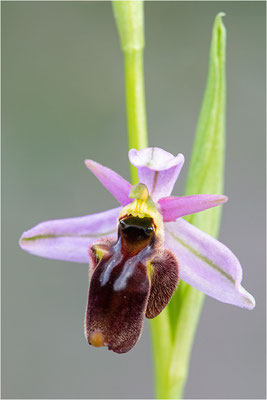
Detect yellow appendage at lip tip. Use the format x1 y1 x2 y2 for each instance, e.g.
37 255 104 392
89 330 105 347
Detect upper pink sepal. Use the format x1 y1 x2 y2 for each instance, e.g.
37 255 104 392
159 194 228 222
129 148 184 201
85 159 131 206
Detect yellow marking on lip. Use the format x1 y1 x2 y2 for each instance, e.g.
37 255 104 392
146 260 154 281
93 244 109 262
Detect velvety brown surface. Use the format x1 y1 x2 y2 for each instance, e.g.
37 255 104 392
86 237 151 353
146 249 179 319
85 214 179 353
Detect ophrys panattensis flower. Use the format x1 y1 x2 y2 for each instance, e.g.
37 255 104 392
20 147 255 353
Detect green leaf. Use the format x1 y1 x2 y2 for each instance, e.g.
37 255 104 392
166 13 227 399
185 12 226 237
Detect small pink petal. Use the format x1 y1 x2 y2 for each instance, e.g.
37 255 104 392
85 159 131 206
159 194 228 222
19 207 120 263
129 148 184 201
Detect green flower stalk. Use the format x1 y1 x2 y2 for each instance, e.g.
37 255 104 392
112 0 148 184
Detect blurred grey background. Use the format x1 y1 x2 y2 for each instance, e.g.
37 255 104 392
2 1 265 399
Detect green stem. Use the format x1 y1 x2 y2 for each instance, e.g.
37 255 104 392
124 50 148 182
112 0 148 183
168 284 205 398
149 309 173 398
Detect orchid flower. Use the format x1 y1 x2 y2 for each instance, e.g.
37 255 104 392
20 147 255 354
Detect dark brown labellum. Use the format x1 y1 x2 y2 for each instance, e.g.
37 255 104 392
85 215 179 353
